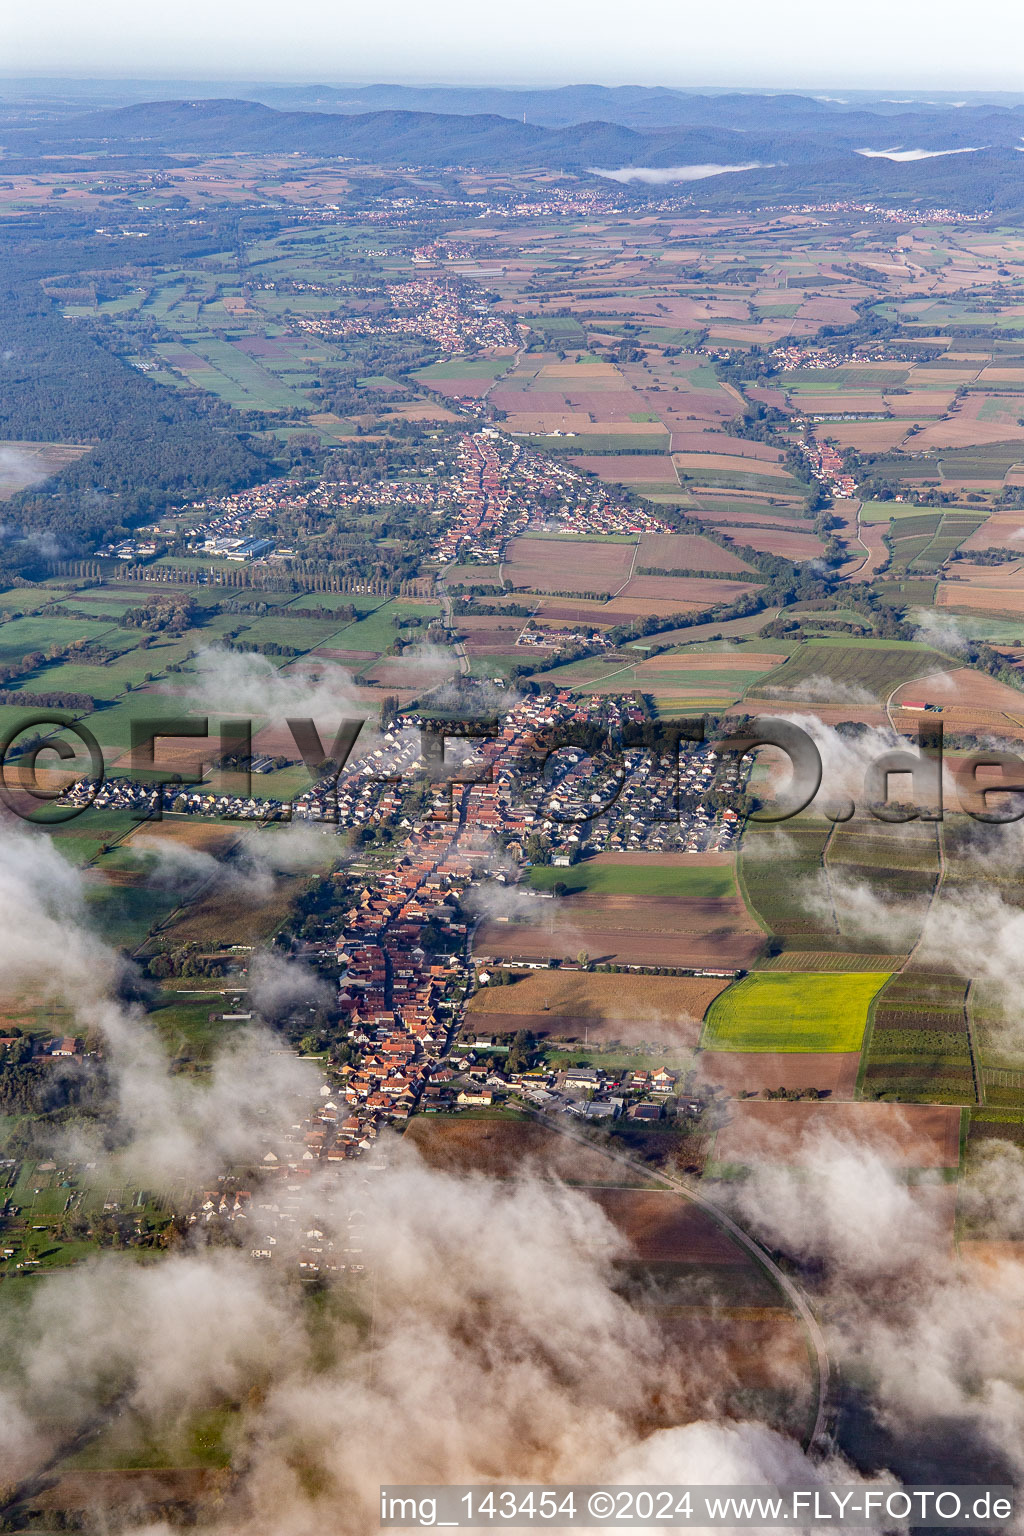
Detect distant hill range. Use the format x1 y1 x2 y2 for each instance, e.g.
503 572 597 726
5 87 1024 209
4 77 1024 127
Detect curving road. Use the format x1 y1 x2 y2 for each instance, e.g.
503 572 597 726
533 1112 833 1452
437 577 471 677
844 500 872 581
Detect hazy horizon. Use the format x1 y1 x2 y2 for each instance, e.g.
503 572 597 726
6 0 1024 93
1 72 1023 98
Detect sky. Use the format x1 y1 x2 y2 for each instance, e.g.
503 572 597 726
5 0 1024 91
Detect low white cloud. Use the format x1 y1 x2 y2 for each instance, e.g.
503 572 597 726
184 645 367 728
855 146 986 160
591 162 768 183
0 819 316 1187
912 610 969 656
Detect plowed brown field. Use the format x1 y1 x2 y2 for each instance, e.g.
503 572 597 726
713 1100 962 1168
696 1050 862 1098
475 890 762 968
590 1189 749 1263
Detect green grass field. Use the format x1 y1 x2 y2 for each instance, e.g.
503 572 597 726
701 970 889 1052
48 811 140 864
523 433 672 456
680 468 799 494
859 501 937 525
527 860 737 899
415 358 509 381
323 600 440 653
0 614 117 666
692 495 812 522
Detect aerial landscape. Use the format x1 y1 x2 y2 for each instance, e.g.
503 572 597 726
3 0 1024 1529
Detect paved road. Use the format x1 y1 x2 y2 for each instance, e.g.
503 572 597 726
437 577 471 677
843 500 872 581
884 681 901 733
482 341 526 404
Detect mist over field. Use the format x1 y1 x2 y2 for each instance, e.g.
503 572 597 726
0 819 1022 1525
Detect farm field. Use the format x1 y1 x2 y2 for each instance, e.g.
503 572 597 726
403 1115 658 1185
474 891 763 969
886 510 986 574
673 453 800 494
616 574 760 605
911 393 1024 450
957 509 1024 551
403 1118 814 1432
966 983 1024 1145
823 421 916 452
0 440 93 497
887 666 1024 741
936 559 1024 619
502 534 637 593
858 500 933 525
751 636 950 703
727 525 826 560
466 969 731 1043
588 1188 751 1264
148 871 306 949
0 572 445 784
712 1100 963 1169
738 821 842 949
754 951 905 971
694 494 811 527
47 810 141 865
969 980 1024 1074
601 578 758 615
860 969 977 1105
637 531 755 574
697 1049 862 1097
631 648 787 707
825 821 941 943
533 651 776 706
527 853 738 900
701 971 888 1053
570 454 679 488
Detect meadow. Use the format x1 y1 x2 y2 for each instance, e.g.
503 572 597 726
527 858 737 900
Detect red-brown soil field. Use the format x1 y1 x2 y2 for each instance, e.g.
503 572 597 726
403 1116 658 1185
467 968 728 1043
503 536 636 593
959 511 1024 551
638 531 754 573
696 1050 862 1098
590 1188 750 1263
724 527 825 559
619 575 759 603
475 891 763 969
713 1100 962 1168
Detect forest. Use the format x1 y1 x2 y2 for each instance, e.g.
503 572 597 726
0 286 270 574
